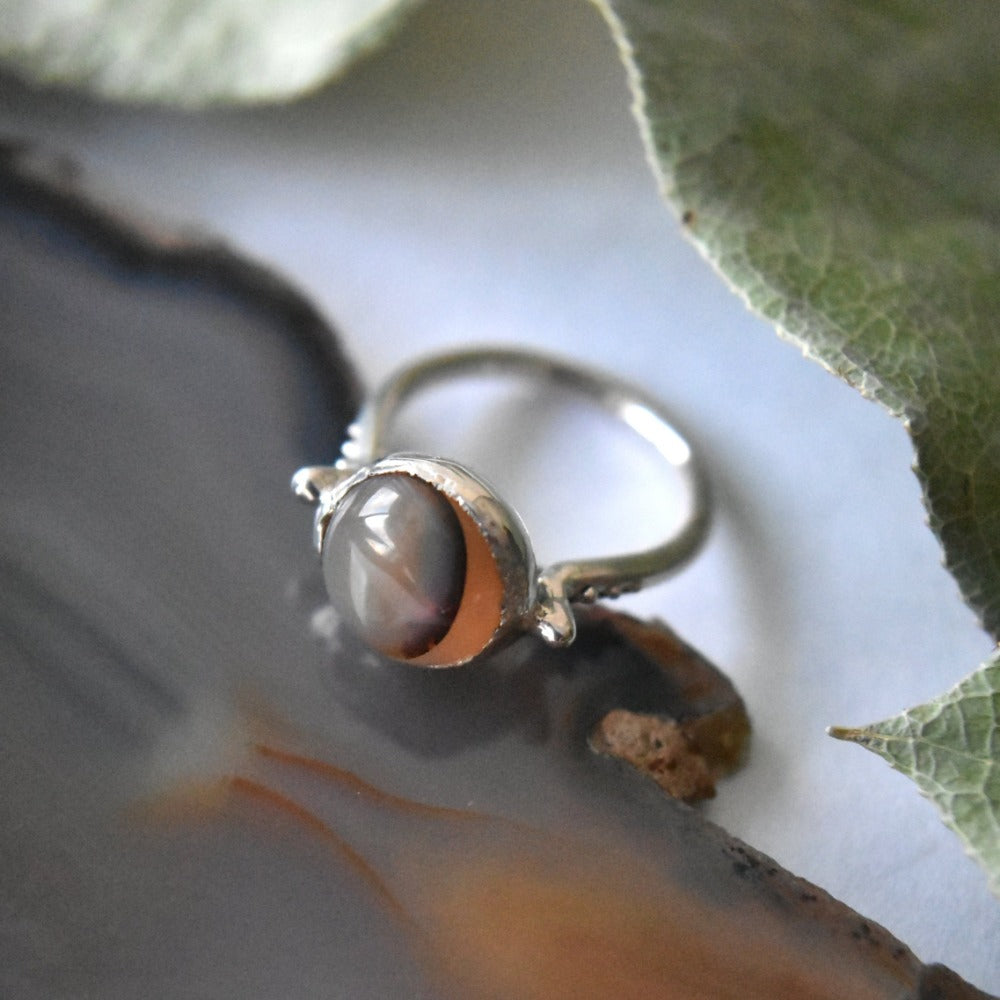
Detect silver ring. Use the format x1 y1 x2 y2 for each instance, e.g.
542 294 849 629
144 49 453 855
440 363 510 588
292 347 711 667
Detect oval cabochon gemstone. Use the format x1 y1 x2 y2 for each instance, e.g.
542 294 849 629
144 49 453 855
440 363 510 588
323 474 467 659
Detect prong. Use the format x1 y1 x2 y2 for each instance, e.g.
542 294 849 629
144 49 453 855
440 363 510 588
532 584 577 648
290 465 349 504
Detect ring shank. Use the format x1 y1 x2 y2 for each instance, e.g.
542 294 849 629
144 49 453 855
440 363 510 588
343 347 710 604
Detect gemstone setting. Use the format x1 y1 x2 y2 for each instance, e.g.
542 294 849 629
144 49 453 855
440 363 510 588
322 474 467 660
315 456 536 667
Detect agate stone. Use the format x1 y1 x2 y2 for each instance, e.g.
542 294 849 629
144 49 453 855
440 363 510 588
323 474 467 659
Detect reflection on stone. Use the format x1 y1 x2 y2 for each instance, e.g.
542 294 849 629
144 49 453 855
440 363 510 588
323 475 467 659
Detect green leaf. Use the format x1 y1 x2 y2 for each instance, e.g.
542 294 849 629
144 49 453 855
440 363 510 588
595 0 1000 888
596 0 1000 638
0 0 419 105
830 656 1000 896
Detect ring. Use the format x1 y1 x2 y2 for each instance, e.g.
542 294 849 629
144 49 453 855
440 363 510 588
292 347 710 668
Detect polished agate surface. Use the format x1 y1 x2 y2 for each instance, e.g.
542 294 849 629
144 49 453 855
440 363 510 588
323 475 467 659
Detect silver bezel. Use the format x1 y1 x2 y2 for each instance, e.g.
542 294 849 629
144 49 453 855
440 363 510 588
313 453 538 665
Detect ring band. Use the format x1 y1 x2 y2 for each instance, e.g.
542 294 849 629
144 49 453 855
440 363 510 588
292 347 710 667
